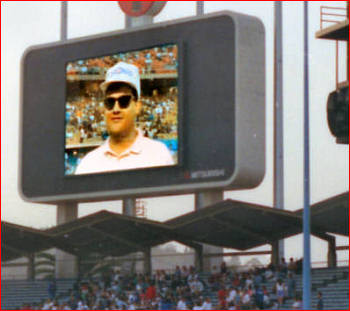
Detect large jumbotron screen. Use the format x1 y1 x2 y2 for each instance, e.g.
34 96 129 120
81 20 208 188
65 44 179 175
20 12 265 203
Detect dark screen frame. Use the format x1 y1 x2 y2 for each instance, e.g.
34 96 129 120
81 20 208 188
20 12 265 204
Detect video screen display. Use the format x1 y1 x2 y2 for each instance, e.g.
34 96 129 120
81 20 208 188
64 44 179 175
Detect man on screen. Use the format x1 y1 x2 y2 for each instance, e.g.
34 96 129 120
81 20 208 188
75 62 174 175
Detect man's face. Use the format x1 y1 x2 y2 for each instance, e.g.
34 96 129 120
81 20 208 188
104 85 141 139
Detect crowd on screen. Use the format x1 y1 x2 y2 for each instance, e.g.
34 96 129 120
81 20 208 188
20 258 304 310
66 45 178 77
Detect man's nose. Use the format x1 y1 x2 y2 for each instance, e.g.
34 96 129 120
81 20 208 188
112 102 121 113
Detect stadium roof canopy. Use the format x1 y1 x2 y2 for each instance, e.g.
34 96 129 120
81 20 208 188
1 222 54 261
166 199 304 250
295 192 349 236
2 192 348 262
44 211 181 258
2 211 199 262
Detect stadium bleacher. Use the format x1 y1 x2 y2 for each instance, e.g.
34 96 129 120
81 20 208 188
1 266 348 310
1 279 76 310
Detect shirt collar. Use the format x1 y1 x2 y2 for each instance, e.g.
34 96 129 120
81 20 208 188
103 129 143 158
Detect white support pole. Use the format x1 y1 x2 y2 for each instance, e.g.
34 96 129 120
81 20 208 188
55 2 79 279
302 3 311 308
273 1 285 265
123 12 155 275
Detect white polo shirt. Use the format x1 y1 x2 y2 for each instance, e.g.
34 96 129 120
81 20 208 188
75 130 174 175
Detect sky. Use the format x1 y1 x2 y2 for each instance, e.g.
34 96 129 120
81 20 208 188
1 1 349 265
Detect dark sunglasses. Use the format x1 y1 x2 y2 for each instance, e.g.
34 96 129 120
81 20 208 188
104 95 133 110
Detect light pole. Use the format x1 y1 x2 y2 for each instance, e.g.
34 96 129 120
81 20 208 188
302 2 311 309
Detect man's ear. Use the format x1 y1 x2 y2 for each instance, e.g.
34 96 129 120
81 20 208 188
135 100 142 115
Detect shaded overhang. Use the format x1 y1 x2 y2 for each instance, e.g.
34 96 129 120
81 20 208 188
166 199 303 251
44 210 177 257
2 192 348 262
1 222 53 262
296 192 349 236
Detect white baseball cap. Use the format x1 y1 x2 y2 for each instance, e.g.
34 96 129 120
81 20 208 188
100 62 141 98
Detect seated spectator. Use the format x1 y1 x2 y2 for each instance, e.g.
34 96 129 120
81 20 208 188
217 286 227 309
245 275 254 290
227 286 237 304
253 270 263 287
271 301 279 309
295 258 303 274
262 286 271 309
42 299 54 310
160 296 174 310
288 257 297 274
220 261 228 275
232 273 241 289
227 300 236 310
316 292 324 310
174 265 182 280
47 279 57 300
177 297 188 310
265 267 274 280
145 281 157 302
181 266 190 280
77 299 88 310
201 297 213 310
292 296 302 309
241 289 252 309
192 300 203 310
280 257 288 276
287 272 296 298
275 279 286 308
191 276 204 297
115 295 128 309
255 285 264 310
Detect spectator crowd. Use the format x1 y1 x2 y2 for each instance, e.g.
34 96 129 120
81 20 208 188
22 258 304 310
66 45 178 77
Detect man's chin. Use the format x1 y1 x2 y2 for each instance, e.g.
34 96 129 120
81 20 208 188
108 129 137 141
108 131 125 139
107 126 125 137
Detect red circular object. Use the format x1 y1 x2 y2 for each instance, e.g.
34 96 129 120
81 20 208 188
118 1 166 17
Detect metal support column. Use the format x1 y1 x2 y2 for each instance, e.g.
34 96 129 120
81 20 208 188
122 198 136 216
194 245 204 272
61 1 67 41
270 241 280 267
124 13 154 275
143 247 152 275
55 2 79 279
273 1 285 266
196 1 204 16
121 198 137 273
195 190 223 272
27 254 35 281
327 237 337 268
302 3 311 309
126 15 153 28
56 202 78 278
